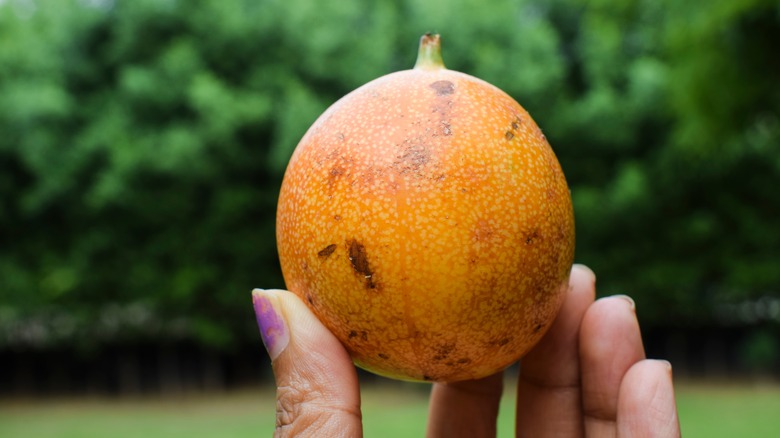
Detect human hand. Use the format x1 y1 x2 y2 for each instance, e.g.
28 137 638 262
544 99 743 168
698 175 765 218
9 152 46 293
252 264 681 437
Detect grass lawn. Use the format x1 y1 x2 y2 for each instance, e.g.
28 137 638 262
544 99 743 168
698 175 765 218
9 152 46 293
1 380 778 437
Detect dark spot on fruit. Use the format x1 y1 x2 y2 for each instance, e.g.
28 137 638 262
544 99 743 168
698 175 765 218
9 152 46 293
347 239 377 289
557 223 567 241
378 353 389 360
306 293 314 306
318 244 337 259
327 166 345 187
429 80 454 96
423 375 433 381
393 142 429 174
497 338 510 346
512 118 521 130
334 214 342 221
347 330 368 341
533 323 544 333
438 343 455 356
432 343 455 361
505 131 514 141
457 358 471 364
473 221 494 243
336 132 345 142
525 229 540 245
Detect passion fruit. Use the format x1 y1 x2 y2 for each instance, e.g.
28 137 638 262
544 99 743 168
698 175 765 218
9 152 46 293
276 34 574 382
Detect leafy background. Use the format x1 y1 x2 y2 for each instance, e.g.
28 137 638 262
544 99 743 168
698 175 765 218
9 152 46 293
1 0 778 388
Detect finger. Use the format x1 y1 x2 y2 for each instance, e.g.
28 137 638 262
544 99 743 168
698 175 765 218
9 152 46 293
617 360 681 438
252 289 362 437
515 264 596 437
426 372 504 438
579 295 645 437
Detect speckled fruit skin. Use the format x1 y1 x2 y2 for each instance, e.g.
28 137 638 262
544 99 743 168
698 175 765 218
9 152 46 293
276 35 575 382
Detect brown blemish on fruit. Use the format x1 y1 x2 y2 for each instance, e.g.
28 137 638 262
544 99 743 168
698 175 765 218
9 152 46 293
457 358 471 364
393 141 429 174
505 117 522 140
327 166 345 187
378 353 389 360
533 323 544 333
348 239 377 289
495 338 511 346
423 374 433 381
525 229 540 245
318 244 337 259
432 343 456 361
473 220 494 242
429 80 454 96
348 330 369 341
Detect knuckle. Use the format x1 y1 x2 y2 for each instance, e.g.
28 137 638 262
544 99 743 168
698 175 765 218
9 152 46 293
275 384 314 433
273 382 361 437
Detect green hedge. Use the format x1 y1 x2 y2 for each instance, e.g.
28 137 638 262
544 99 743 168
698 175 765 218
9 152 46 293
1 0 778 349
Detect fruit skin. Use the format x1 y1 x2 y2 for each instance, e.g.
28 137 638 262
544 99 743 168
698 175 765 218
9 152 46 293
276 35 574 382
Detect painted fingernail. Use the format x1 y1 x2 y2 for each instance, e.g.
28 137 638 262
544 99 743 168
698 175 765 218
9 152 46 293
252 289 289 361
614 294 636 311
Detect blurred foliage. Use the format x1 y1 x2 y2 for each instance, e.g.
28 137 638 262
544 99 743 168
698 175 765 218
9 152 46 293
0 0 778 349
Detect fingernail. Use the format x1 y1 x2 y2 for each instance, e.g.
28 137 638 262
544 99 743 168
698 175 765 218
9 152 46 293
252 289 289 361
657 359 673 373
614 294 636 311
573 263 596 282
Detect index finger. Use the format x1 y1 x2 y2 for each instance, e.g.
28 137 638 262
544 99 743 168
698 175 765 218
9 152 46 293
515 264 596 437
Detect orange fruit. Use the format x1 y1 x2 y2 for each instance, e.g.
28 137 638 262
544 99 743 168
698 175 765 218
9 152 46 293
276 34 575 382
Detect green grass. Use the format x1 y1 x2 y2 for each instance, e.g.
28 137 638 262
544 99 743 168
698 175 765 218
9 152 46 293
1 381 778 437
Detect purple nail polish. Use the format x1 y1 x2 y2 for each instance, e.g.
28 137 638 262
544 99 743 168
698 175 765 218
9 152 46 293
252 290 289 360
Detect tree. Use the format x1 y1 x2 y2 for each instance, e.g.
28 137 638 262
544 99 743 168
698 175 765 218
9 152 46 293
0 0 777 353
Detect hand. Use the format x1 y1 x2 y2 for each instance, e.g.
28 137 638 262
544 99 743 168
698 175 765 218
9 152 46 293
252 265 681 437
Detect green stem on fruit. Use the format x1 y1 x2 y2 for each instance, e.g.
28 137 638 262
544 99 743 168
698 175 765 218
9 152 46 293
414 33 446 70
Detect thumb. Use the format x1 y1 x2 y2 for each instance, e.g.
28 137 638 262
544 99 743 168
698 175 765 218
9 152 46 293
252 289 363 437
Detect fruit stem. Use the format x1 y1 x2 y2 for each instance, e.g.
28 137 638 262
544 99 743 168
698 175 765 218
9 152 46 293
414 33 446 70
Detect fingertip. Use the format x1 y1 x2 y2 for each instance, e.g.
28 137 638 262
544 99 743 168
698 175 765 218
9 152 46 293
252 289 289 361
579 294 646 427
572 263 596 283
610 294 636 312
584 295 637 325
618 359 681 437
569 264 597 305
627 359 674 383
254 288 347 361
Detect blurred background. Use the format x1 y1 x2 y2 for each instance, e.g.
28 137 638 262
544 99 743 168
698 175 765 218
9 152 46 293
0 0 778 435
